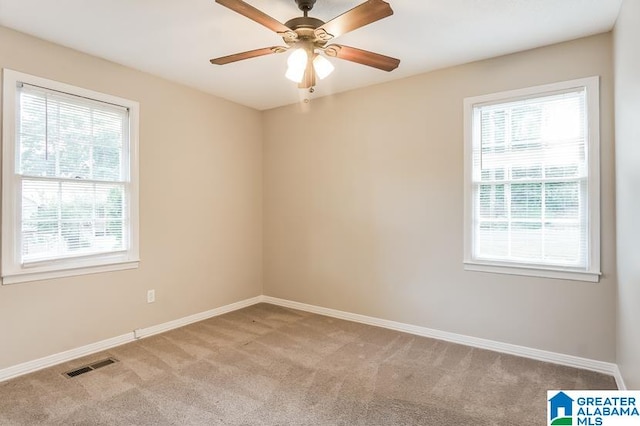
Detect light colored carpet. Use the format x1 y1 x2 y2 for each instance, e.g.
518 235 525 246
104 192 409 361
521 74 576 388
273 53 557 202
0 303 616 425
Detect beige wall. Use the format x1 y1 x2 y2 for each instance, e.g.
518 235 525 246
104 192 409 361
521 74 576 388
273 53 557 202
263 34 616 362
0 25 621 374
614 0 640 390
0 26 263 370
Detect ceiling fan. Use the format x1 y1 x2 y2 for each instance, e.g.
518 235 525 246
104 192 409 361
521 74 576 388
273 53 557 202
210 0 400 89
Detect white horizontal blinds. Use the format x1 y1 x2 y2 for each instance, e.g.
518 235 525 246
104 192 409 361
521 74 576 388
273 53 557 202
474 88 588 268
17 83 129 263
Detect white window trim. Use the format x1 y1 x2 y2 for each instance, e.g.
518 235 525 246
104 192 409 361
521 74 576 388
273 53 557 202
2 69 140 284
463 77 601 282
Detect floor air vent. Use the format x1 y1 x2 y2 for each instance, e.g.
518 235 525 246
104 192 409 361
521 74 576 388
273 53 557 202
64 357 118 378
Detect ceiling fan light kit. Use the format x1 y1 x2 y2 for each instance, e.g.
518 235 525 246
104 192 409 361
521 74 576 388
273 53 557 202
285 48 335 83
210 0 400 94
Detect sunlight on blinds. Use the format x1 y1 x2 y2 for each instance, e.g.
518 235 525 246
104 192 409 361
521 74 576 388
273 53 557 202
17 84 128 263
472 89 588 267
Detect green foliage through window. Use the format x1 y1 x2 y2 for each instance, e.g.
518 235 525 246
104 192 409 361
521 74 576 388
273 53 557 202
17 85 128 263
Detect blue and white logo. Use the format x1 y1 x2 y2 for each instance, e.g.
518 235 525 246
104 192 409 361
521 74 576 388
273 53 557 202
548 391 640 426
549 391 575 425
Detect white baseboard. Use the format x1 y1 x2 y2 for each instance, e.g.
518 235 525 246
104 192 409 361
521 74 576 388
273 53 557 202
260 296 624 387
0 295 263 383
1 294 626 390
613 366 628 390
133 296 263 339
0 333 134 383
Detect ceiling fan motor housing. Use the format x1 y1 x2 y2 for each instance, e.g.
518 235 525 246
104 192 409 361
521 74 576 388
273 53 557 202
295 0 317 12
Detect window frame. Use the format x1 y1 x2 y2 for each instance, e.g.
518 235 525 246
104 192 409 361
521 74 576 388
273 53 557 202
463 77 601 282
2 69 140 285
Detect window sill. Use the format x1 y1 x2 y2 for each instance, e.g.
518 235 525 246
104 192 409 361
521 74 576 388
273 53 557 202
463 261 601 282
2 260 139 285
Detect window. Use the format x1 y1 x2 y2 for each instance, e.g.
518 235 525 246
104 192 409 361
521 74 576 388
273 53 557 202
463 77 600 282
2 69 139 284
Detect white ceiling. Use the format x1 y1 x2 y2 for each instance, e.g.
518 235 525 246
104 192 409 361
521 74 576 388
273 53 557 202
0 0 623 110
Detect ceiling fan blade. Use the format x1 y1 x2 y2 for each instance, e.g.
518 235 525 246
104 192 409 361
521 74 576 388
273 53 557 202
324 44 399 72
210 46 288 65
314 0 393 41
215 0 292 34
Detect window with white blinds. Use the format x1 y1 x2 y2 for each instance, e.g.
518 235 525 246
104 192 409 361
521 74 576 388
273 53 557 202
2 69 139 284
463 77 601 282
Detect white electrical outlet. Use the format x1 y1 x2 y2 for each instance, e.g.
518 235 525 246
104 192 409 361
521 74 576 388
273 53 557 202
147 289 155 303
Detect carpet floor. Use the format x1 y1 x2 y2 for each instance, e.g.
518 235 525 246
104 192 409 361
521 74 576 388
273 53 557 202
0 303 616 425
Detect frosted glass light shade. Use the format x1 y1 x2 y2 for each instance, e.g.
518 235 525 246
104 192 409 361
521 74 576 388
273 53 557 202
285 66 305 83
287 48 307 68
285 49 308 83
313 55 334 80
